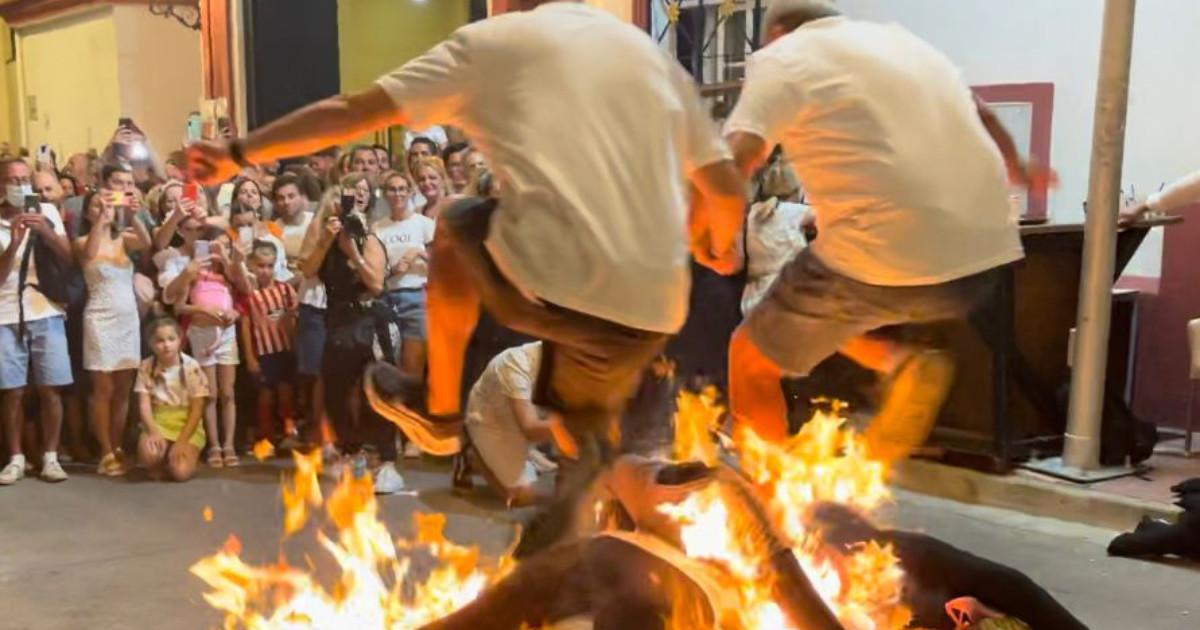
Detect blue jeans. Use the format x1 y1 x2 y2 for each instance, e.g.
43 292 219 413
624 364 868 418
381 288 428 341
0 316 74 389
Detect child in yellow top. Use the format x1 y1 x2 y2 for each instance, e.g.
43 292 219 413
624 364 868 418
135 318 210 481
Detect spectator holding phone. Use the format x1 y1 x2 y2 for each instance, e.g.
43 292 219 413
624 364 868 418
228 176 272 222
299 179 401 493
0 158 75 485
152 180 208 252
134 317 207 482
156 218 251 468
74 190 153 475
226 201 289 282
240 242 300 446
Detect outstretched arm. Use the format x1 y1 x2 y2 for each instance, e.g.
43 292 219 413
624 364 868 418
188 87 406 184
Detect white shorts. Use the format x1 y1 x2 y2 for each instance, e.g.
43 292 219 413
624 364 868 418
466 414 538 490
187 324 240 367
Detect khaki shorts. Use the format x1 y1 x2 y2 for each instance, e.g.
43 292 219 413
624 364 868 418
746 248 1003 376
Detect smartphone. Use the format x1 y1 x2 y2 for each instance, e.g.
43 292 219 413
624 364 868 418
186 112 203 143
107 190 125 207
237 226 254 247
23 195 40 213
195 240 211 260
114 206 129 231
183 182 200 203
36 144 53 164
340 193 357 215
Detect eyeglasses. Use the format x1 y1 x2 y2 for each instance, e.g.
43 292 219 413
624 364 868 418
384 186 410 194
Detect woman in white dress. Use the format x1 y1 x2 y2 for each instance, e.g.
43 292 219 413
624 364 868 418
74 190 153 476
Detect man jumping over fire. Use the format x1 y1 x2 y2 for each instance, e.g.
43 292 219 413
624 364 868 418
724 0 1052 459
187 0 746 552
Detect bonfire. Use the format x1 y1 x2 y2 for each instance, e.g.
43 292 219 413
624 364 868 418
192 390 911 629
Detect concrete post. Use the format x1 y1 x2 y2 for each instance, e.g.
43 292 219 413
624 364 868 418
1063 0 1137 469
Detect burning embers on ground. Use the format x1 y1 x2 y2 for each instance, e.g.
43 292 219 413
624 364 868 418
191 390 911 629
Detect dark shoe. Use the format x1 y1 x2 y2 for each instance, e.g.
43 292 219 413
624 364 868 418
451 450 474 493
865 350 955 464
362 362 462 456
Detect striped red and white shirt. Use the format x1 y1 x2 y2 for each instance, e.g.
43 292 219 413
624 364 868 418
247 281 299 357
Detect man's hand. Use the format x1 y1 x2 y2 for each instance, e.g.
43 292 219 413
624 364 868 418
187 140 241 186
184 256 212 281
1010 157 1060 192
337 231 360 261
1118 201 1149 228
691 233 743 276
18 213 55 238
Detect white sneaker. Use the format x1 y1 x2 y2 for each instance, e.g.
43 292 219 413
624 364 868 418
41 455 68 483
0 456 26 485
528 448 558 474
373 462 405 495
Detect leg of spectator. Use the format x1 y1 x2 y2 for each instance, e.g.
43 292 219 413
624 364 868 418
110 369 135 455
426 227 480 417
840 335 910 375
2 388 24 457
201 365 220 459
217 365 238 456
167 442 200 482
63 388 87 460
257 388 277 442
91 371 117 457
400 337 427 382
315 376 333 446
36 386 63 456
728 325 789 443
277 383 297 434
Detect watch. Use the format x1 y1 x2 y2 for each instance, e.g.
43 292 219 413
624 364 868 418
228 139 254 169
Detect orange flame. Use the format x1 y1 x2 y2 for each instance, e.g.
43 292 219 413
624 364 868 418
192 451 504 628
664 403 911 630
252 439 276 462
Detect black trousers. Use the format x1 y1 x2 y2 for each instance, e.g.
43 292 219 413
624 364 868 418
323 305 397 462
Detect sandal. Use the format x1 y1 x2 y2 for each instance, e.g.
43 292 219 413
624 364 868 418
223 451 241 468
207 447 224 468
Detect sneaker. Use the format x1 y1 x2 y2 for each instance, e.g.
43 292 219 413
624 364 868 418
451 450 474 492
41 456 68 483
403 441 422 459
528 448 559 475
362 363 462 456
864 350 955 464
97 452 126 477
373 462 405 495
0 457 26 485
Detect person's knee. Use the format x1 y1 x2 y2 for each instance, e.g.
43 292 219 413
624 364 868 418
168 458 196 482
217 389 236 406
35 385 62 406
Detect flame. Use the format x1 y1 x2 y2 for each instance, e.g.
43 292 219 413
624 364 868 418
664 400 911 630
253 439 276 462
203 506 214 523
191 450 504 629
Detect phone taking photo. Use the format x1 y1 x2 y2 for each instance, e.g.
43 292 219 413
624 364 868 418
237 226 254 247
340 193 357 215
23 195 41 213
183 182 200 203
195 240 211 260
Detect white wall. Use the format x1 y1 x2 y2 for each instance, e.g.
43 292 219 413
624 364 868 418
112 5 202 157
837 0 1200 277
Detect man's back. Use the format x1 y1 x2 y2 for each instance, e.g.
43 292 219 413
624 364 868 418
378 3 728 332
728 17 1022 286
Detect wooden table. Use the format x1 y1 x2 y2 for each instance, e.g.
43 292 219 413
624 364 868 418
930 216 1182 471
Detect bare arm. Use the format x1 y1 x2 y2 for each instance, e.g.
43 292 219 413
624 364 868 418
137 392 158 434
1148 170 1200 214
189 87 407 184
354 236 387 297
688 159 747 275
0 223 26 289
975 95 1023 181
726 131 772 179
176 396 206 447
124 211 154 253
153 208 186 252
509 398 554 444
75 219 108 264
239 315 260 374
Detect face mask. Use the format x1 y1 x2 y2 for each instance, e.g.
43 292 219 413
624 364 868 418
5 184 33 208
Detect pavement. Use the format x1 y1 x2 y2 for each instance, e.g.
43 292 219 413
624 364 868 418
1 458 1197 630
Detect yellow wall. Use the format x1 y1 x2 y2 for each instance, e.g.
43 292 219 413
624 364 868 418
112 5 202 154
338 0 469 92
0 19 14 147
18 7 120 158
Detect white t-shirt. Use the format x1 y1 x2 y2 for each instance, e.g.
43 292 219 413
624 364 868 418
466 341 541 434
373 212 436 291
0 203 68 326
725 17 1023 286
376 3 730 333
277 211 327 309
